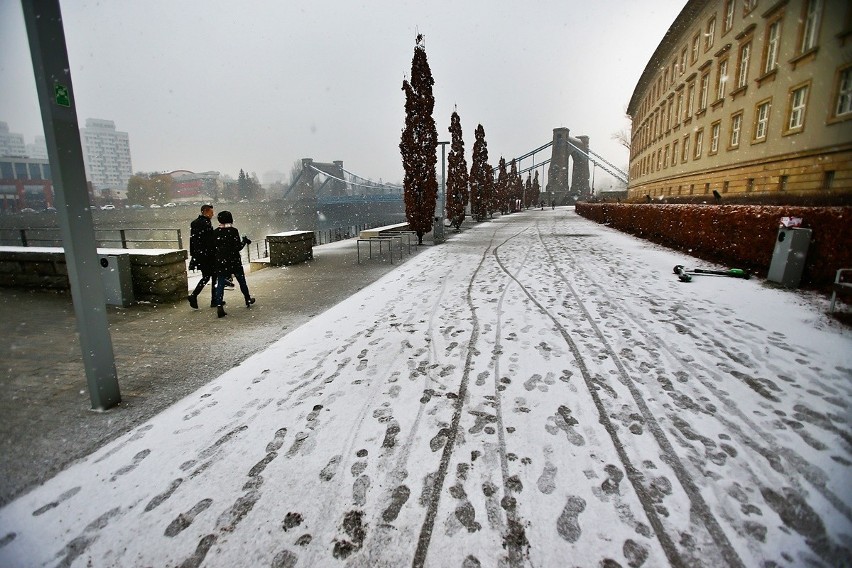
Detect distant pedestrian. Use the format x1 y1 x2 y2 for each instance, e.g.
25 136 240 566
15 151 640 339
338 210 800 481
212 210 255 318
187 204 216 309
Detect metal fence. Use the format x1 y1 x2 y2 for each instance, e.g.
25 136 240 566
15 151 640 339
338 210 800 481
0 227 183 249
4 223 372 266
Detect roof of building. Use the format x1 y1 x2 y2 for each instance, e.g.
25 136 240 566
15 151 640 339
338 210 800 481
627 0 709 116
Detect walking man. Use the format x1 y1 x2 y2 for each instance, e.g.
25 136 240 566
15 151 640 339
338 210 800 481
187 204 216 309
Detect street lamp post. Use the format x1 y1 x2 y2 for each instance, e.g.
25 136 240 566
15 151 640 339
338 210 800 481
434 141 449 243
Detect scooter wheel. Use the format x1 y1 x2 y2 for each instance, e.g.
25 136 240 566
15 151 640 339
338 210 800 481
673 264 685 274
678 273 693 282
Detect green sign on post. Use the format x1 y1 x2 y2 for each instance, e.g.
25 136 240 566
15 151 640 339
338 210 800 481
54 83 70 107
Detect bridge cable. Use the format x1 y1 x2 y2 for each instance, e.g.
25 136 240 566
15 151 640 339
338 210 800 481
308 165 403 192
340 167 403 191
563 139 628 184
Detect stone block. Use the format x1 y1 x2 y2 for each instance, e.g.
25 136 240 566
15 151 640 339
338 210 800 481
267 231 314 266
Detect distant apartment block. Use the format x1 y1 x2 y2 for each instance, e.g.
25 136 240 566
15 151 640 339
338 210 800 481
627 0 851 202
0 156 53 212
81 119 133 192
26 136 48 160
0 122 27 158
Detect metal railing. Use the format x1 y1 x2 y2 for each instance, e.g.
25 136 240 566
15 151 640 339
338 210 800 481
0 227 183 249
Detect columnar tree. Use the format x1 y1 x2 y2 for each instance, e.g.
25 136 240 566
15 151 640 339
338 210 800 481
494 158 507 214
446 111 468 231
525 173 533 208
532 170 541 207
469 124 490 221
400 34 438 245
238 169 249 200
509 160 521 211
484 161 495 217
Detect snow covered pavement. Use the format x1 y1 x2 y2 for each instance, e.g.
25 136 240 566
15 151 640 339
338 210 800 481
1 208 850 567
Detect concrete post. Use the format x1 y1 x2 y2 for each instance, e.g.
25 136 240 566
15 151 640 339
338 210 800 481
22 0 121 410
433 142 448 243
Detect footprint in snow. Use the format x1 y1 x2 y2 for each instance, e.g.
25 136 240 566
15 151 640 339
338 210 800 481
556 495 586 543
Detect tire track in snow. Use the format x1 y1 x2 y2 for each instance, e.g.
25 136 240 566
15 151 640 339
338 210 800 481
391 270 454 481
551 225 852 525
412 226 505 568
529 222 745 568
490 229 534 567
486 224 729 568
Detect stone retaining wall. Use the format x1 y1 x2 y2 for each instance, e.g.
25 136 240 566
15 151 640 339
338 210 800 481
0 247 188 303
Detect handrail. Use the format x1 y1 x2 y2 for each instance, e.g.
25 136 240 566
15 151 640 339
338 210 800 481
0 227 183 249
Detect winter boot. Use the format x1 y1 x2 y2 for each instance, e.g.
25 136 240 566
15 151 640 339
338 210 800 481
187 294 199 309
217 305 227 318
245 297 256 308
211 300 226 308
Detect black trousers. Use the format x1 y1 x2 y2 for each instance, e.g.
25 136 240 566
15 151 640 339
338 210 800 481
191 273 215 300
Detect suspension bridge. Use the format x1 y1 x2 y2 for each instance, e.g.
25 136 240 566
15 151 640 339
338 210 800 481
282 128 627 210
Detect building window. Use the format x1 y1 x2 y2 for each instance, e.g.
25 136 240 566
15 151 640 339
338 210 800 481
787 84 809 131
699 72 710 110
723 180 730 193
664 144 670 168
724 0 735 33
675 91 684 124
747 178 755 192
682 134 690 162
14 162 29 180
692 33 701 64
779 175 788 191
730 112 743 147
800 0 822 53
823 170 835 190
737 42 751 88
706 17 716 51
833 66 852 119
744 0 757 15
764 19 781 74
717 58 729 99
672 139 679 163
754 100 771 140
694 129 704 159
667 98 673 130
687 82 696 116
680 48 687 75
710 121 721 154
657 149 662 171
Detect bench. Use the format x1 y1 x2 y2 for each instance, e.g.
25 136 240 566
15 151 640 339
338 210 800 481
358 223 409 239
0 246 188 304
357 223 412 264
830 268 852 314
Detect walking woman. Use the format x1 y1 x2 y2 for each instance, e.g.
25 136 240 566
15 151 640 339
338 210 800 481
212 210 255 318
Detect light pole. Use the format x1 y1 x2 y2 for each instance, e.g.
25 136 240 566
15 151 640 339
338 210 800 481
434 141 449 243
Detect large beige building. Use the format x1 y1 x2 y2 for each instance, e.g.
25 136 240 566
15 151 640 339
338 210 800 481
626 0 851 202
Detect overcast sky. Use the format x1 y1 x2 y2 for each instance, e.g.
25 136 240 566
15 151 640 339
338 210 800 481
1 0 685 186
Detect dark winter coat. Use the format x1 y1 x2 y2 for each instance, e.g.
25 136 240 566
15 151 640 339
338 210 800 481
214 225 247 276
189 214 216 275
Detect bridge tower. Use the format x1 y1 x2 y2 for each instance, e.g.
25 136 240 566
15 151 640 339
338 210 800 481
292 158 319 231
547 128 591 205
